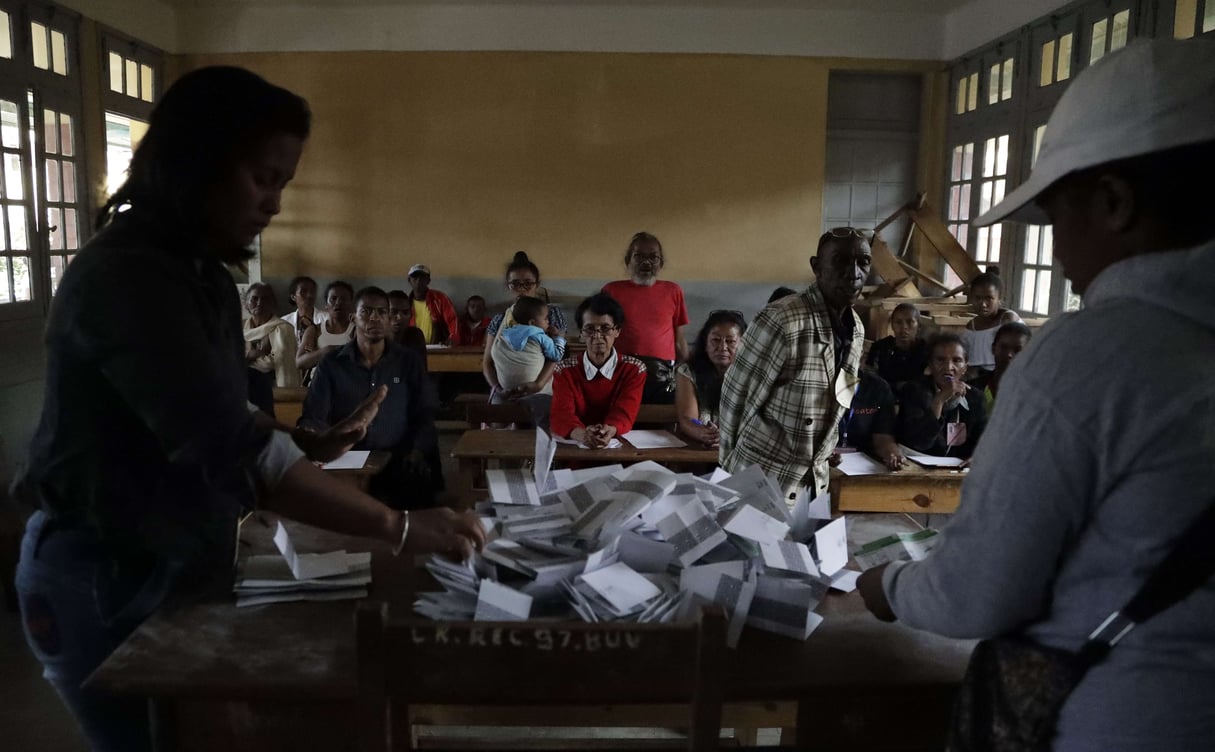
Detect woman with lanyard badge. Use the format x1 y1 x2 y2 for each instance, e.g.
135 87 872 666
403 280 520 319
12 67 484 752
894 333 987 459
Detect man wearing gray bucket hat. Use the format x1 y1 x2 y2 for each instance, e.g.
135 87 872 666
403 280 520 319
859 38 1215 750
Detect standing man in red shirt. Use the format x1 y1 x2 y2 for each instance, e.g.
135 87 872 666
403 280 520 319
602 232 689 404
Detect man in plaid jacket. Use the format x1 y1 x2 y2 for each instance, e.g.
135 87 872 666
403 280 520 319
718 230 871 502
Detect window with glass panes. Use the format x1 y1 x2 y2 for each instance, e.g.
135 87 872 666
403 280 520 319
987 56 1015 105
100 32 159 205
1019 125 1055 315
1088 7 1133 64
946 0 1161 316
0 1 83 311
1171 0 1215 37
41 105 79 289
974 134 1010 274
0 94 34 305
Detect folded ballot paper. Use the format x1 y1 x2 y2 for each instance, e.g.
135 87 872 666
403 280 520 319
414 454 893 647
233 522 371 607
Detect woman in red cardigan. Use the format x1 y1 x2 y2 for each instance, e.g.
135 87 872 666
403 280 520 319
550 294 647 447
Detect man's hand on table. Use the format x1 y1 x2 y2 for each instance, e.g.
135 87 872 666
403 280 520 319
857 563 897 622
294 385 389 462
402 508 486 560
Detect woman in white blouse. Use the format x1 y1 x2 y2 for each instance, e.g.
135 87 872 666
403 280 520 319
243 283 300 388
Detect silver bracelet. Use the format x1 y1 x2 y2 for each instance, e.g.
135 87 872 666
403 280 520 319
391 511 410 557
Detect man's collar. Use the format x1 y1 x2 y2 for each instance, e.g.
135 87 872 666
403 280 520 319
583 349 619 380
337 338 399 364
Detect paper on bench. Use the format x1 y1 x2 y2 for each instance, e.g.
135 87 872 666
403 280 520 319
723 504 791 544
554 436 623 450
758 540 819 577
898 444 967 468
829 569 861 592
679 560 757 648
746 574 826 641
534 428 557 492
853 528 940 570
273 522 367 580
577 561 662 615
474 579 533 621
814 516 849 576
621 429 687 449
486 468 542 506
321 450 370 471
643 494 727 567
837 452 891 475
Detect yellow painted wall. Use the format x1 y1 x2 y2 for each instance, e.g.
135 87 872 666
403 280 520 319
174 51 941 283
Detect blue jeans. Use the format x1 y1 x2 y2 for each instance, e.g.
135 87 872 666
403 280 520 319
16 512 177 752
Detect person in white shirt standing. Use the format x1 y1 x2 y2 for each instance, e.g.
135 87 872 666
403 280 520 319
859 38 1215 751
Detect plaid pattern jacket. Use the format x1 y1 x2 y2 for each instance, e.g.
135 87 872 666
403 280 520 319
718 285 864 501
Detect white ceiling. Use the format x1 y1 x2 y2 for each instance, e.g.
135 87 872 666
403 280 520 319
161 0 972 11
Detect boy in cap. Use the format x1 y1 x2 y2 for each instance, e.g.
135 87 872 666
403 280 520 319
859 38 1215 751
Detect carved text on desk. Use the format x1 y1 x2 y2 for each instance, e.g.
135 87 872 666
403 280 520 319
410 626 644 651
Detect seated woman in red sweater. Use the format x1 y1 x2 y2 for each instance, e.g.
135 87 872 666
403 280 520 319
551 294 647 447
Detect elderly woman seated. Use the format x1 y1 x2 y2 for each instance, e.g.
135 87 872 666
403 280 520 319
551 294 647 448
674 310 746 447
243 282 300 389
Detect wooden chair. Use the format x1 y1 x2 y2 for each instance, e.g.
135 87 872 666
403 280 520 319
356 602 729 752
273 386 308 427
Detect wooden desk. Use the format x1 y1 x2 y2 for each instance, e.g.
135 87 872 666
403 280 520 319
830 466 964 515
89 522 974 752
451 429 719 505
324 449 392 493
425 346 486 373
427 342 587 374
271 386 308 427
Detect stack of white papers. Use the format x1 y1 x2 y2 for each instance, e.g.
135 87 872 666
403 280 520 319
414 462 938 644
233 523 372 607
621 429 687 449
321 450 370 471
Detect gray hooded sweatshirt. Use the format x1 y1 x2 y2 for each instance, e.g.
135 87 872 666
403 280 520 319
884 239 1215 751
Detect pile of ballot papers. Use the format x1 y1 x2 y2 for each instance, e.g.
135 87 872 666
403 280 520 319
233 522 373 607
414 430 917 646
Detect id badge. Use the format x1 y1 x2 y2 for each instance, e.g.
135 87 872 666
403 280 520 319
946 422 968 447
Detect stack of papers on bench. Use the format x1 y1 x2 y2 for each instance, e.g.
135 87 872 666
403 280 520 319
415 431 903 645
233 522 372 607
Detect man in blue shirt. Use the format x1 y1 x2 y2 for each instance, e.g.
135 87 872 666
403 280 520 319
301 286 441 508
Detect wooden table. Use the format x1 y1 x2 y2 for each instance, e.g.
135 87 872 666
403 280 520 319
324 449 391 493
426 342 588 374
451 429 720 505
830 466 964 515
89 521 975 752
424 345 487 373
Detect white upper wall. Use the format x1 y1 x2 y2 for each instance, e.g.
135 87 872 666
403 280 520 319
171 3 947 59
54 0 1074 61
56 0 178 51
942 0 1065 59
